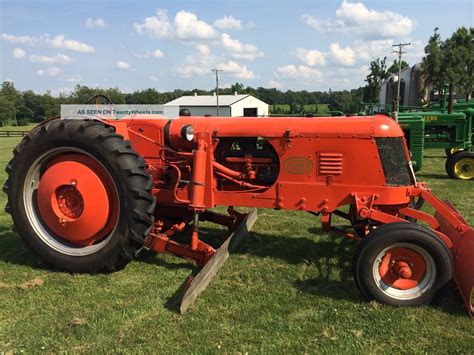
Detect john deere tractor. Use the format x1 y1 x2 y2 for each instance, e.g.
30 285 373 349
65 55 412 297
359 90 474 180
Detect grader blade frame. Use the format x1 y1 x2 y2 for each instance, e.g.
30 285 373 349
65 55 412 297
434 200 474 316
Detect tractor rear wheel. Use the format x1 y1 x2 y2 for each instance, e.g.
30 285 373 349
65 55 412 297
353 222 452 307
445 150 474 180
3 119 155 273
445 148 463 157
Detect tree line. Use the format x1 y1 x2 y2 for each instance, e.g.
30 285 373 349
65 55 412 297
0 81 370 125
0 26 471 126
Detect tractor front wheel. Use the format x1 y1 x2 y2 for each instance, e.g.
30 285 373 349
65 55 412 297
3 119 155 273
353 222 452 307
445 151 474 180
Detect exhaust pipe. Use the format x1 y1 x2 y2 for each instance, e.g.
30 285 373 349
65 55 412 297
448 83 454 114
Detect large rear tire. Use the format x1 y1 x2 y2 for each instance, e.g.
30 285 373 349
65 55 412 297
353 222 453 307
3 119 155 273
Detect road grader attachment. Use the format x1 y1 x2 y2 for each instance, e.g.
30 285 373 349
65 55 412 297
3 113 474 315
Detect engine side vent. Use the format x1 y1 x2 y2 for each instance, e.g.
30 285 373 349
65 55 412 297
318 153 343 175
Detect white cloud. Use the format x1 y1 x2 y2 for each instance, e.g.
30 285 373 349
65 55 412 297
295 48 326 66
277 64 322 80
29 53 75 64
116 61 131 70
196 44 210 57
302 1 413 39
177 44 214 78
48 35 94 53
0 33 35 45
64 75 82 83
0 32 95 53
177 44 255 80
218 60 255 79
36 67 61 77
135 48 164 59
134 9 172 38
268 80 283 89
151 49 164 59
149 76 159 82
49 87 74 97
221 33 263 61
176 64 210 78
134 10 217 41
353 39 393 61
329 43 355 66
174 10 217 40
85 17 105 29
12 47 26 59
214 16 242 30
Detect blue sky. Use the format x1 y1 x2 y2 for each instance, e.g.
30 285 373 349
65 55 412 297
0 0 472 96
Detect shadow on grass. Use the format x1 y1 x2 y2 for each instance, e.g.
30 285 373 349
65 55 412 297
157 225 467 316
154 225 363 312
0 225 42 269
1 222 467 316
430 280 468 316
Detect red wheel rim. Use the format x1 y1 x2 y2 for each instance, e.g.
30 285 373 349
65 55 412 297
36 154 119 246
378 247 427 290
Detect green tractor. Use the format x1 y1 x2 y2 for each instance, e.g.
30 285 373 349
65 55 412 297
359 93 474 180
397 115 425 172
398 110 473 180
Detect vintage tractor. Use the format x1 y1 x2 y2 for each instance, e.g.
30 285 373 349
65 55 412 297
3 113 474 314
398 110 473 179
360 98 474 180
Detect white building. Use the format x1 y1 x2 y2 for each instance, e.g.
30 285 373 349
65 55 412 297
163 93 269 118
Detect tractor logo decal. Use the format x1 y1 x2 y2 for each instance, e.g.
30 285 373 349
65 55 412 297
283 157 313 174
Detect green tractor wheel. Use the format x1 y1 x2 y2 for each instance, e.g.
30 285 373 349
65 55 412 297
445 151 474 180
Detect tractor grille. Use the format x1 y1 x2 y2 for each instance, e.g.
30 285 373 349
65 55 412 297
318 153 343 175
376 137 415 186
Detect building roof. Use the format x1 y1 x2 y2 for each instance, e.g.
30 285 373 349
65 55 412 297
164 94 253 107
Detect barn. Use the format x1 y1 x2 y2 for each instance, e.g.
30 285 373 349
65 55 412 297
163 93 269 118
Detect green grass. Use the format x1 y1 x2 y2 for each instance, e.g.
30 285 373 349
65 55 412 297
0 135 473 353
0 123 37 131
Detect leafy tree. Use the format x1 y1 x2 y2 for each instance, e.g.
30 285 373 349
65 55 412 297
388 60 410 75
422 28 445 96
442 27 474 99
363 57 389 102
231 82 244 94
16 105 34 121
0 95 16 125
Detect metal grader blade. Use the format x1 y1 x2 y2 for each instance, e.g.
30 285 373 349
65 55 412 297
434 200 474 316
180 208 258 314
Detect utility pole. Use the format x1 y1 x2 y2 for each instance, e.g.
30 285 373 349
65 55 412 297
392 42 411 122
211 69 223 116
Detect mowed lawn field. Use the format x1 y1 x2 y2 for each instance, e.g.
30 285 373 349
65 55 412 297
0 130 473 353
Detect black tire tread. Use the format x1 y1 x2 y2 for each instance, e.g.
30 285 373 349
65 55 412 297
3 119 155 273
445 150 474 180
353 222 453 307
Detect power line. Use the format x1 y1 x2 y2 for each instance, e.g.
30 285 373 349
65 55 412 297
392 42 411 122
211 69 223 116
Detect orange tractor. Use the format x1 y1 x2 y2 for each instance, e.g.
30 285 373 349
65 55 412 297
3 113 474 314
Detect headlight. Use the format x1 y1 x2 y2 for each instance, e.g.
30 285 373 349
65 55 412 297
181 125 194 142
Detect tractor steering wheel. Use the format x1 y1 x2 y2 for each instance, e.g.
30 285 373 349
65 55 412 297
86 94 112 105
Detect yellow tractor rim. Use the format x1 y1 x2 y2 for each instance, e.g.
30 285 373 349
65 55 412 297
454 158 474 180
